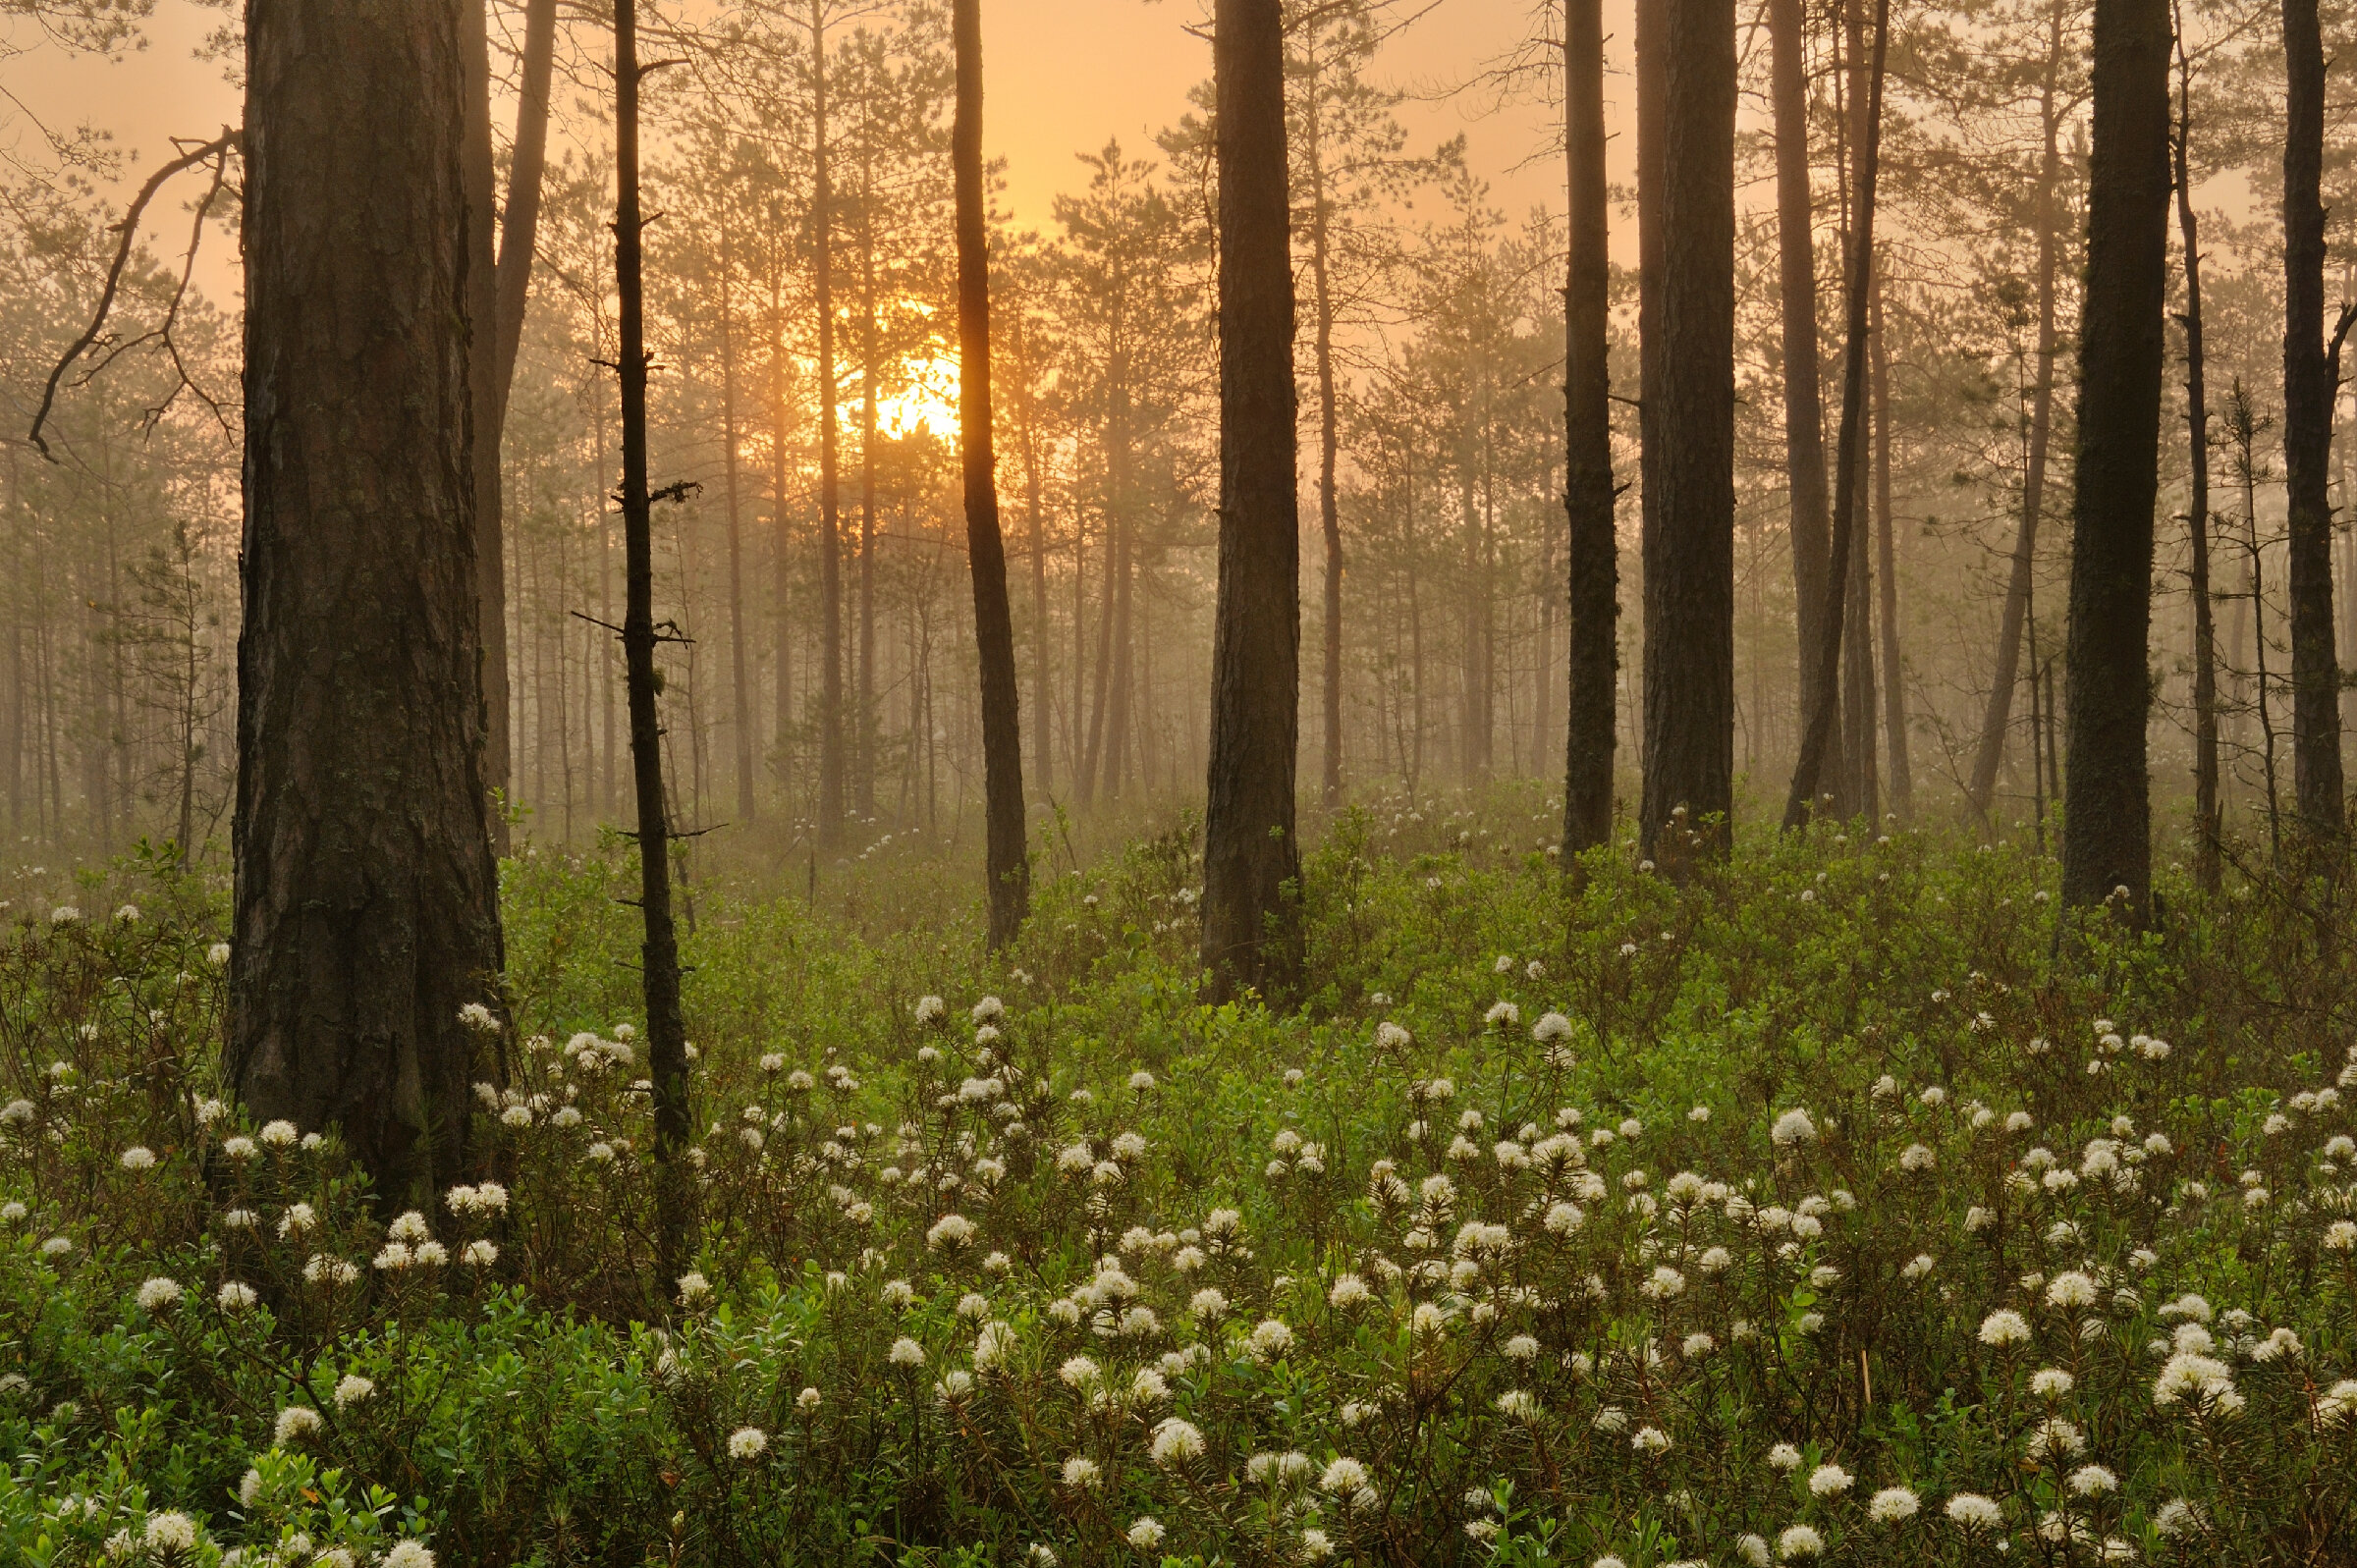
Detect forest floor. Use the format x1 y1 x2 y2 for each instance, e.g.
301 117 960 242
3 784 2355 1566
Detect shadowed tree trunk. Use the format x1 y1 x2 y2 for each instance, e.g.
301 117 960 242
1767 0 1839 802
611 0 691 1286
1783 0 1886 827
2282 0 2346 838
233 0 506 1207
955 0 1029 948
2059 0 2171 913
1562 0 1617 855
1300 24 1344 806
2174 24 2220 890
465 0 559 854
1968 5 2064 822
1637 0 1737 866
1202 0 1301 998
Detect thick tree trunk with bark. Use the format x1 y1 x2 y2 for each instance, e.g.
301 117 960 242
2175 37 2220 889
1201 0 1301 998
612 0 692 1286
1969 13 2064 820
1767 0 1837 795
1562 0 1617 855
462 0 509 853
1637 0 1737 865
234 0 506 1207
2059 0 2171 913
955 0 1029 948
2282 0 2346 837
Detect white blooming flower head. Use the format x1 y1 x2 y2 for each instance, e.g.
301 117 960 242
1772 1108 1818 1148
1190 1287 1230 1319
1504 1333 1540 1361
207 941 232 966
143 1512 197 1551
383 1543 435 1568
677 1271 711 1304
1777 1524 1825 1559
136 1277 182 1312
333 1375 374 1409
1249 1319 1294 1361
258 1119 300 1148
1946 1493 2002 1530
926 1214 976 1251
2031 1368 2075 1400
1125 1517 1165 1550
1808 1464 1852 1497
1319 1456 1369 1494
40 1235 73 1258
2314 1379 2357 1428
1149 1417 1205 1465
119 1146 156 1172
1328 1273 1371 1309
1869 1486 1919 1523
2154 1350 2238 1410
1299 1529 1334 1560
273 1405 322 1446
1979 1309 2031 1347
915 995 946 1024
727 1426 767 1460
887 1337 926 1368
797 1386 822 1410
2159 1293 2213 1324
1592 1406 1629 1433
1533 1011 1573 1044
2046 1271 2096 1310
1486 1000 1519 1028
1768 1442 1803 1472
1376 1022 1412 1052
217 1281 258 1311
1632 1424 1672 1455
1736 1537 1772 1568
2067 1464 2117 1496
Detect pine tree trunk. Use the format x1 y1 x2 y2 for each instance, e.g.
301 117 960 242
2059 0 2171 913
612 0 691 1285
858 206 881 820
2175 46 2219 890
955 0 1029 947
2282 0 2345 838
1562 0 1617 854
234 0 506 1206
1201 0 1301 999
1871 277 1911 816
812 0 847 847
462 0 510 853
1637 0 1738 865
1767 0 1838 797
1969 7 2064 820
771 317 795 802
719 234 757 823
1304 34 1344 806
1783 0 1886 829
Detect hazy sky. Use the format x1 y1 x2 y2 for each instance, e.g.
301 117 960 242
10 0 1586 306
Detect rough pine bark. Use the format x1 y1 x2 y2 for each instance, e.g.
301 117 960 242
462 0 509 852
2282 0 2346 837
1201 0 1301 998
234 0 505 1206
1562 0 1617 856
1637 0 1737 865
955 0 1030 948
2059 0 2171 913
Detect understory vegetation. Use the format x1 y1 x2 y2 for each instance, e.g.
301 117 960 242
4 791 2356 1566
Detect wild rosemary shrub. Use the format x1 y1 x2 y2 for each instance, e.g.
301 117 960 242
3 798 2354 1566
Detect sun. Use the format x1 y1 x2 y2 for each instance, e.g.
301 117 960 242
868 343 962 442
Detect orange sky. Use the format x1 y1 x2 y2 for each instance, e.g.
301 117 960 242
11 0 1595 304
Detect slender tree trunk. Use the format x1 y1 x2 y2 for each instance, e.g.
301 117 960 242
2282 0 2346 837
1767 0 1838 796
857 199 881 819
1969 8 2064 819
1303 31 1344 805
1011 303 1054 798
1201 0 1301 998
812 0 847 847
719 234 757 823
954 0 1028 946
1105 516 1135 798
2175 28 2220 890
233 0 505 1206
1784 0 1886 827
771 310 795 802
611 0 690 1287
2059 0 2171 914
1871 277 1911 816
461 0 510 853
1637 0 1738 864
1555 405 1598 829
